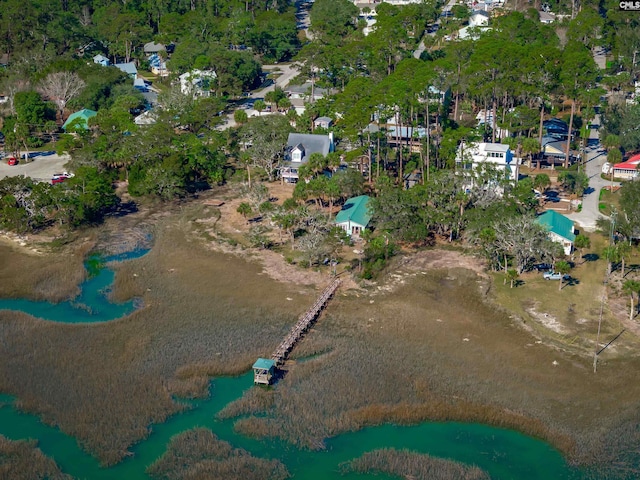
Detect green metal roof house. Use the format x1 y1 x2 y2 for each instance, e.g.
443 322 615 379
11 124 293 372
536 210 576 256
62 109 97 131
335 195 371 238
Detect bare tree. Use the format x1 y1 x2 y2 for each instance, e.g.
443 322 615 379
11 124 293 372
38 72 85 121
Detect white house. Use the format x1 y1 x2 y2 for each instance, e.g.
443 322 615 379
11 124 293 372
536 210 575 256
613 154 640 180
457 25 490 40
314 116 333 129
335 195 371 238
93 54 110 66
456 142 518 182
281 132 335 183
476 110 509 137
469 10 489 27
179 70 217 97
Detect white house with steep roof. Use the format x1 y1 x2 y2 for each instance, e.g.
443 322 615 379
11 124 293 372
456 141 518 182
281 132 335 183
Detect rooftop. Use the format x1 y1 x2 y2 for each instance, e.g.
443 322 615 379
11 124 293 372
286 133 333 163
62 109 97 131
536 210 576 242
143 41 165 53
114 62 137 75
335 195 372 228
252 358 276 370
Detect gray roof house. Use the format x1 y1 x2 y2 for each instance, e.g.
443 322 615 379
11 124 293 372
281 132 335 183
114 62 138 78
143 41 165 54
93 54 110 66
284 82 329 100
314 116 333 129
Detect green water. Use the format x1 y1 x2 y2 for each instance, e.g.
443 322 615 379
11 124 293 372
0 250 584 479
0 250 148 323
0 374 580 480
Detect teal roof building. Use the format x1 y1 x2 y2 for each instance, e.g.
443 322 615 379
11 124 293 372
253 358 276 385
335 195 371 237
62 109 97 131
536 210 576 255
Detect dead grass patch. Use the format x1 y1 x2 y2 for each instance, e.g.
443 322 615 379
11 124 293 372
0 212 313 465
0 435 71 480
146 428 289 480
0 243 87 303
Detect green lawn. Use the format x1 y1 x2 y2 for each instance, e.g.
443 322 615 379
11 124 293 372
491 232 640 356
598 188 620 216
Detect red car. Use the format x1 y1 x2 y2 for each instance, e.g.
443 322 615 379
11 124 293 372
51 172 74 185
6 157 17 166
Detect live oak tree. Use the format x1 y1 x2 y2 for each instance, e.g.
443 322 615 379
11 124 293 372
38 71 85 121
239 115 292 181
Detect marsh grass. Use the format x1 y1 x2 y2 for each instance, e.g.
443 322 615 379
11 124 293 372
342 448 490 480
222 267 640 474
146 428 289 480
0 435 71 480
0 243 86 302
0 216 313 465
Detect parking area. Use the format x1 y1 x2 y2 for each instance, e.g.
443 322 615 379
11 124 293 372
0 152 71 183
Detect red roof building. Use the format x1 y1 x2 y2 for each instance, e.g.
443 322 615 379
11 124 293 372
613 154 640 180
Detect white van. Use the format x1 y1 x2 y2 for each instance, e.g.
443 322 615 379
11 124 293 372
602 162 613 175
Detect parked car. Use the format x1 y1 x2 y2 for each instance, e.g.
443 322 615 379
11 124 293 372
533 263 552 272
6 157 17 165
543 271 570 281
51 172 74 184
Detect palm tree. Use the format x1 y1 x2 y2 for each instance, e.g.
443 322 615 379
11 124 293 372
533 173 551 193
253 100 266 116
506 269 519 289
522 137 540 169
617 242 631 278
602 245 620 276
556 260 571 291
623 280 640 321
574 234 591 263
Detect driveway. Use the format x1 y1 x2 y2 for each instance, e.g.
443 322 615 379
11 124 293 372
218 62 300 129
0 152 71 183
565 115 619 232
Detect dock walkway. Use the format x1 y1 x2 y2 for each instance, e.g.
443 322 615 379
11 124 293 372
270 279 340 366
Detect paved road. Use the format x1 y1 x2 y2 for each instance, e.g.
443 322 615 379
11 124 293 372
217 0 308 130
593 46 607 70
565 115 619 232
0 152 71 183
413 0 455 58
218 62 300 129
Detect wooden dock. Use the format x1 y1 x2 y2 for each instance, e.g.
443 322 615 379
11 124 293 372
270 279 340 366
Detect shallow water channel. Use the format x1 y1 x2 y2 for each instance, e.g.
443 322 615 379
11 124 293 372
0 251 584 479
